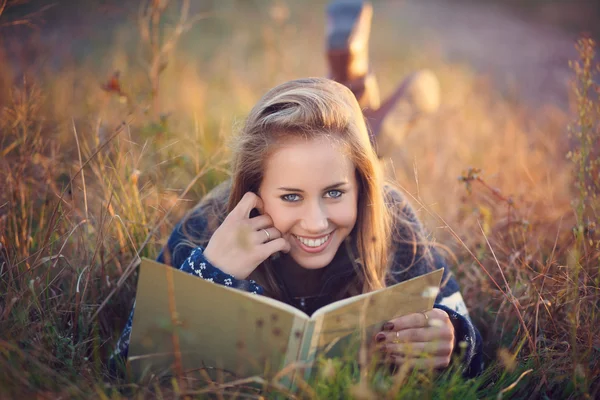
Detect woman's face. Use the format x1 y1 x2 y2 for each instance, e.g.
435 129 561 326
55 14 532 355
259 136 359 270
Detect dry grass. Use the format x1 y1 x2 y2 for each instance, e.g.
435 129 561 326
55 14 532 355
0 0 599 398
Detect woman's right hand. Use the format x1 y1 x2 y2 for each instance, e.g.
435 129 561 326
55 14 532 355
202 192 291 279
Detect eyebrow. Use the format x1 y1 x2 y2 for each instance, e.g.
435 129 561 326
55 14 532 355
277 182 348 193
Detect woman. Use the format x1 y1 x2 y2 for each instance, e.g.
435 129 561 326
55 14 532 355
112 77 482 377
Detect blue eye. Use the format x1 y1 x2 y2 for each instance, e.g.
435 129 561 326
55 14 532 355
325 190 343 198
281 194 301 202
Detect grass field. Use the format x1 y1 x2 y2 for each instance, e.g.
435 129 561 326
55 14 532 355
0 0 599 398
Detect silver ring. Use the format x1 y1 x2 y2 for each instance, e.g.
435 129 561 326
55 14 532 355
262 229 271 241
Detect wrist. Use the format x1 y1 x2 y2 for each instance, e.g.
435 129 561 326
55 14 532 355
180 247 264 295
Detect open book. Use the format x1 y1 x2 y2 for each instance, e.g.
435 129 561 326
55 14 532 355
128 258 443 387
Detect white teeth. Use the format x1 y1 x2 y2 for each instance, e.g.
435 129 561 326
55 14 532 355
296 234 329 247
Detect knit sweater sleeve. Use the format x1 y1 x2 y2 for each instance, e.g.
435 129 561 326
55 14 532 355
384 185 484 378
175 247 263 294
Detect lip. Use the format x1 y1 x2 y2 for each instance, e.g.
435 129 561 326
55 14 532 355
293 231 334 254
294 233 331 240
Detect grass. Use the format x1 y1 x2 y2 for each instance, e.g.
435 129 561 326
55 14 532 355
0 0 599 398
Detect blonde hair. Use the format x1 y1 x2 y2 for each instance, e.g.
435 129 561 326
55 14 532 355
179 77 432 300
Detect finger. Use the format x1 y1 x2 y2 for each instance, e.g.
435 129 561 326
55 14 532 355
384 341 453 357
390 327 454 343
235 192 265 219
427 308 453 323
383 312 430 331
253 227 282 244
259 237 291 259
249 214 273 230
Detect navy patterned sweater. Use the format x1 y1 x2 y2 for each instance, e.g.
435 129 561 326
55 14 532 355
110 184 483 378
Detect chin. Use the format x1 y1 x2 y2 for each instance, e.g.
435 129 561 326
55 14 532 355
289 248 338 270
293 258 330 269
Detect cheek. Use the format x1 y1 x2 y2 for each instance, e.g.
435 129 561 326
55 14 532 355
332 199 358 228
337 196 358 225
334 209 357 228
264 203 295 233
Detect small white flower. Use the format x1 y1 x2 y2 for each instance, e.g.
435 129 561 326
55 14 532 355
224 278 232 286
205 278 214 282
199 262 206 270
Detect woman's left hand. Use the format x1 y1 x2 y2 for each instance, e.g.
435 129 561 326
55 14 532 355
374 309 455 369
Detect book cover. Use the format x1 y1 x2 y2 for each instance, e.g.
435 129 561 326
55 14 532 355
127 258 443 386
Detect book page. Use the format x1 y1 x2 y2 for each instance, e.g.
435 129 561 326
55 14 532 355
311 268 443 319
306 268 444 367
128 258 308 382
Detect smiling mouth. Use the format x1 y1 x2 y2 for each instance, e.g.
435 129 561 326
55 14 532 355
294 234 329 247
293 231 334 253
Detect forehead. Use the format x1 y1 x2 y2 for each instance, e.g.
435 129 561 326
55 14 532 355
263 136 354 187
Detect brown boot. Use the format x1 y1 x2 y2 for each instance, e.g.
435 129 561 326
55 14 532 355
326 0 380 110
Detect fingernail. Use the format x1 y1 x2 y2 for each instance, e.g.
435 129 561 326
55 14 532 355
382 322 394 331
375 333 386 343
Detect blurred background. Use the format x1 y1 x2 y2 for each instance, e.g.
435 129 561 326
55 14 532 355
2 0 594 214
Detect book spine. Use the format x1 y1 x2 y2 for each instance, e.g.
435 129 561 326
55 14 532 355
288 318 320 390
278 315 307 390
282 315 307 367
301 317 324 383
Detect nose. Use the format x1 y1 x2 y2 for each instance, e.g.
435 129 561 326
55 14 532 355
300 200 329 233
